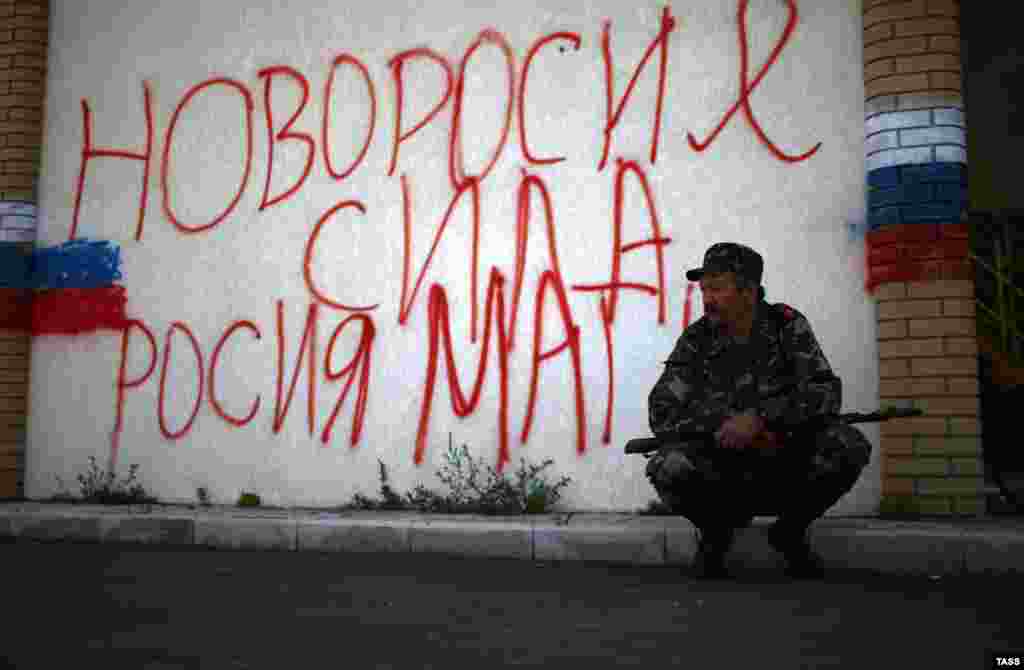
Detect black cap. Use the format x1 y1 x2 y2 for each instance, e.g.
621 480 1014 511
686 242 764 284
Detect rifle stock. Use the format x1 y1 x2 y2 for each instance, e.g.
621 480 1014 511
624 407 922 455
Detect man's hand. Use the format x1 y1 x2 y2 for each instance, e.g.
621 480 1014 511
715 413 765 450
715 413 783 450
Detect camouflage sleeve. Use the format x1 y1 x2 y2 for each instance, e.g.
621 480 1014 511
759 310 842 430
648 332 730 440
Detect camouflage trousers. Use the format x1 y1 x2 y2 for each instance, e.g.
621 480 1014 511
645 423 872 533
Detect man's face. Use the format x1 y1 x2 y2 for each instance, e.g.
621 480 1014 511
699 272 747 327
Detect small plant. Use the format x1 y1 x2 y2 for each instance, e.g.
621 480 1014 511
343 437 573 515
237 491 261 507
196 487 210 507
52 456 156 505
49 476 77 503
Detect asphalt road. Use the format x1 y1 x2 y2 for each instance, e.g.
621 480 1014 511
1 538 1020 670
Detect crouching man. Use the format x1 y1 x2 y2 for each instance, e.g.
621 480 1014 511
647 242 873 579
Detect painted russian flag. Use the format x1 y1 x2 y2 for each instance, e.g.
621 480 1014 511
0 238 128 335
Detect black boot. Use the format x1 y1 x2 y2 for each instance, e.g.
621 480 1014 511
767 520 825 579
693 526 735 579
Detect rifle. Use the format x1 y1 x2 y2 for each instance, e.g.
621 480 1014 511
624 407 923 455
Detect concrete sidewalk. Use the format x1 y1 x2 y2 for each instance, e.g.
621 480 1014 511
1 501 1022 577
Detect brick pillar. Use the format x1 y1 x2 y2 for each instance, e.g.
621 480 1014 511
864 0 985 516
0 0 47 499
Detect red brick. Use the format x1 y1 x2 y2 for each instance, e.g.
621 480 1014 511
865 72 930 99
906 280 973 299
883 436 915 455
914 396 979 416
892 17 959 38
0 173 32 189
941 298 975 317
946 377 978 395
926 0 959 18
880 359 911 378
0 14 47 30
878 320 908 339
879 299 942 320
944 337 978 356
864 22 893 45
14 4 46 17
871 282 909 301
894 52 961 74
865 58 895 81
8 107 40 121
910 357 977 376
0 160 35 174
880 377 947 397
865 0 927 28
882 477 916 496
908 317 975 337
930 71 962 91
879 338 944 358
930 35 960 52
10 81 43 94
13 53 43 69
12 29 45 42
864 36 929 62
880 416 947 436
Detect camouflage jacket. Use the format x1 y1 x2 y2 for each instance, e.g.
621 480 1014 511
648 301 841 441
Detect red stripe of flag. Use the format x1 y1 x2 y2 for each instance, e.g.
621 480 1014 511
31 286 129 335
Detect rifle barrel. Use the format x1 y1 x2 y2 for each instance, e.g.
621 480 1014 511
624 408 922 454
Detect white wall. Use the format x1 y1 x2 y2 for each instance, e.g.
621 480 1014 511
29 0 877 514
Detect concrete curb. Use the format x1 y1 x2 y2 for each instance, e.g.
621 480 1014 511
1 503 1021 577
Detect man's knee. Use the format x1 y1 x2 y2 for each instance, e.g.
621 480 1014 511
645 449 698 491
810 423 872 479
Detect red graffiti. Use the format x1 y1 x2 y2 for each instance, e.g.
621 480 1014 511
274 300 318 437
518 32 582 166
323 54 377 181
572 159 671 323
386 48 454 177
71 82 153 241
507 171 567 352
683 281 696 330
304 200 379 312
83 4 830 474
573 159 670 443
157 321 205 440
521 270 587 455
416 268 510 469
398 175 482 344
258 66 315 211
111 319 157 469
687 0 820 162
598 6 676 171
322 313 376 447
162 77 255 234
209 320 262 427
449 29 516 189
109 309 377 454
